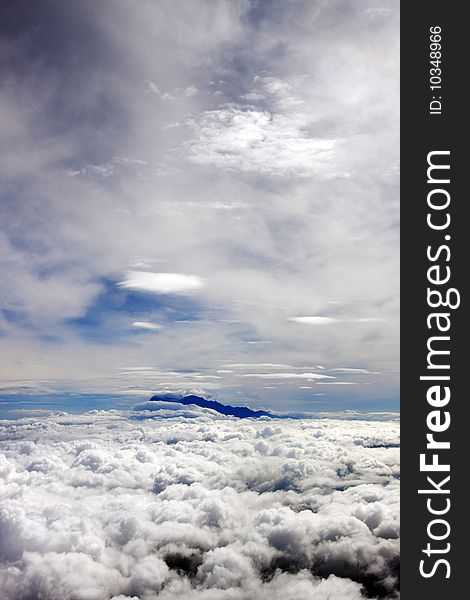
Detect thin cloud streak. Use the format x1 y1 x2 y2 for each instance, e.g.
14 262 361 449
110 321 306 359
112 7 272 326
131 321 163 330
118 271 206 294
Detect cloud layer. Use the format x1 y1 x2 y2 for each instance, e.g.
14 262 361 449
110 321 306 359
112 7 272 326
0 0 399 410
0 410 399 599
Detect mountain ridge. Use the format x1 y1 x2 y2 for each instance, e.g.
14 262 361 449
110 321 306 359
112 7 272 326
149 393 274 419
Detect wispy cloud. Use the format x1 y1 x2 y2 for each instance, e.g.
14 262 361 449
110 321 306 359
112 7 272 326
330 368 371 374
240 372 335 380
118 271 206 294
131 321 163 330
145 80 199 100
288 316 386 325
288 316 339 325
317 381 358 385
185 106 336 177
223 363 295 369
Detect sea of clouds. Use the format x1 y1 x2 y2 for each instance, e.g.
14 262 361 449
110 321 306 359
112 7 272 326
0 408 399 599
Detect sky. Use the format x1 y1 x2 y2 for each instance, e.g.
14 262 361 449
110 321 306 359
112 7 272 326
0 0 400 413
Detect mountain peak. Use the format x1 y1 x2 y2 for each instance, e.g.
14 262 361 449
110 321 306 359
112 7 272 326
149 393 273 419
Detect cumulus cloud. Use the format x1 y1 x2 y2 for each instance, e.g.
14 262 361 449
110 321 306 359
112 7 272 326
184 107 336 177
0 410 399 599
118 272 206 295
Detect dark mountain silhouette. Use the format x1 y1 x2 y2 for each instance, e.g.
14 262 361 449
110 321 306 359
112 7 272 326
149 393 274 419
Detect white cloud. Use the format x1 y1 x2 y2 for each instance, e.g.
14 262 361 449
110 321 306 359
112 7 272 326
145 80 199 100
183 86 199 98
254 75 293 97
184 107 336 177
316 381 357 385
355 317 386 323
330 368 370 374
118 271 206 294
240 373 335 380
288 316 339 325
288 317 386 325
0 410 399 599
223 363 294 369
131 321 163 331
240 90 265 101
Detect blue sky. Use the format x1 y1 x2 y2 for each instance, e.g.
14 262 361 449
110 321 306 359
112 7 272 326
0 0 399 413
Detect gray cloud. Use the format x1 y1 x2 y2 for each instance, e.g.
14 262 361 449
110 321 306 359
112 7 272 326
0 0 399 410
